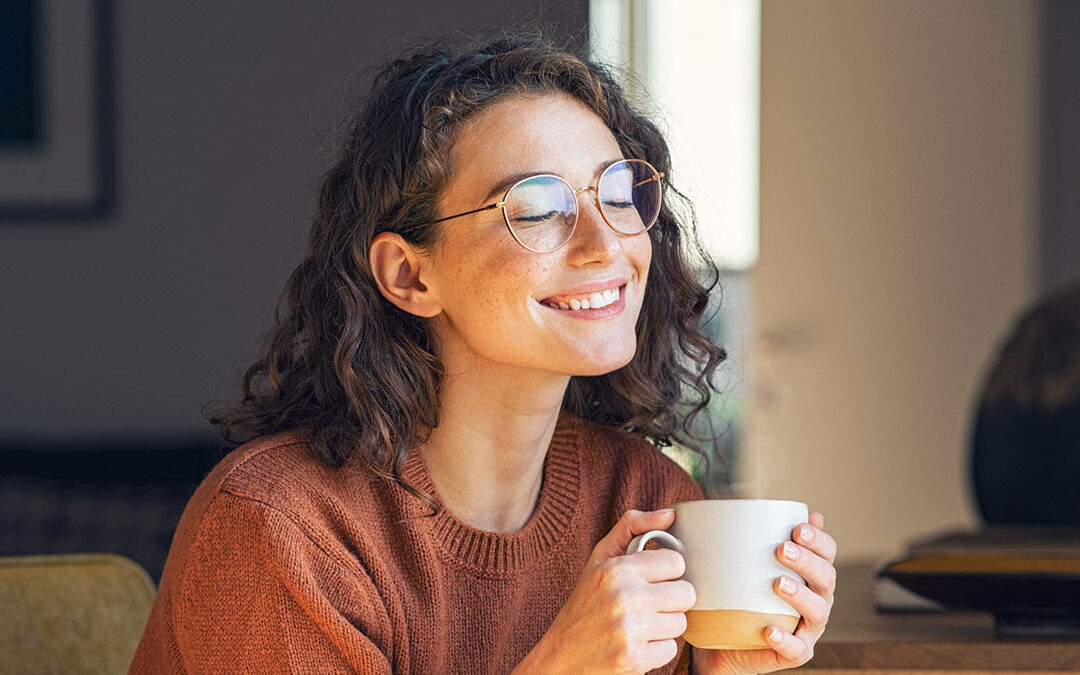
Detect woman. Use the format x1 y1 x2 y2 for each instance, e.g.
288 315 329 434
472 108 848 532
132 33 837 674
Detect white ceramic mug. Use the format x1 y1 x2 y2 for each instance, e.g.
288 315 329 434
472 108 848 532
626 499 809 650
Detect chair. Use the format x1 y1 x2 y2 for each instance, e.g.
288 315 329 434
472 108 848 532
0 553 156 675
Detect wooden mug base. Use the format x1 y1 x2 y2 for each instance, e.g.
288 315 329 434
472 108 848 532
683 609 801 650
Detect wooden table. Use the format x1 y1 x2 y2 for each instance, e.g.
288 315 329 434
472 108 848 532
801 562 1080 673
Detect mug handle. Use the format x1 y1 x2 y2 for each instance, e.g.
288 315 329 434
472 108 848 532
626 530 685 555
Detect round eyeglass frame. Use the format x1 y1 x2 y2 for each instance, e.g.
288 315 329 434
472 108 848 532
421 158 665 253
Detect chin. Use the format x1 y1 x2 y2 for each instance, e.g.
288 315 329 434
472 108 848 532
567 347 637 377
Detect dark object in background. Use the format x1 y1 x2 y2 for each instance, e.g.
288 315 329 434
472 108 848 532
878 527 1080 635
879 284 1080 635
0 0 113 220
971 282 1080 526
0 0 38 144
0 438 223 582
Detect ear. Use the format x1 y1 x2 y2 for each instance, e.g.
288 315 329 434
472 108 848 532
369 232 443 318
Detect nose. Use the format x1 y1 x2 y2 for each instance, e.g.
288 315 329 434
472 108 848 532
566 186 621 265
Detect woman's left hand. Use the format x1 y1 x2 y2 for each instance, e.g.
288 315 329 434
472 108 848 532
691 511 838 674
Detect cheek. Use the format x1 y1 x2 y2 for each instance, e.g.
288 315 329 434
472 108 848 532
633 235 654 295
442 249 546 321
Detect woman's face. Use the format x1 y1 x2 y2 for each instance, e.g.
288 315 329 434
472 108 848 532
423 92 653 379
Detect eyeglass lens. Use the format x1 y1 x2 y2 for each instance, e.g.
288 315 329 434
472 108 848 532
502 159 661 252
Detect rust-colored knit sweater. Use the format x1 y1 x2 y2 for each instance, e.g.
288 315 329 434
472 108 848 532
131 414 703 673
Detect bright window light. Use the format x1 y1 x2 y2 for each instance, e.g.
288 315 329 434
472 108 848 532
590 0 760 270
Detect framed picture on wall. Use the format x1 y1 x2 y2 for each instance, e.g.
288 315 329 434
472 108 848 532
0 0 113 220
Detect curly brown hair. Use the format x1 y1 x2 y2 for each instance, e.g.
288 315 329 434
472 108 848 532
205 31 726 499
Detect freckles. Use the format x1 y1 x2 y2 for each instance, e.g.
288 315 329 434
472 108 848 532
479 294 504 316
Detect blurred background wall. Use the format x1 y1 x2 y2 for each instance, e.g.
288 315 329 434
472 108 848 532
743 0 1076 561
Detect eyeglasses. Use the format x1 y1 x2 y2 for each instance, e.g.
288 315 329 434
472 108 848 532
422 158 664 253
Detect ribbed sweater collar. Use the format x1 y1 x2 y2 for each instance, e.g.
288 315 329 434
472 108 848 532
399 415 581 577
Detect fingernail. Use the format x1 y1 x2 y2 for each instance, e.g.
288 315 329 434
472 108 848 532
799 525 813 543
778 576 797 594
658 508 674 515
783 542 799 560
767 626 782 641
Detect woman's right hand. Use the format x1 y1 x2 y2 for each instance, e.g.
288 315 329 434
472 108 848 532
514 509 696 675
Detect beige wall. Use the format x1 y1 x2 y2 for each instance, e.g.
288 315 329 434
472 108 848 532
742 0 1039 561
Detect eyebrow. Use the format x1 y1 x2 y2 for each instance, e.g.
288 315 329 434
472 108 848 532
480 158 624 204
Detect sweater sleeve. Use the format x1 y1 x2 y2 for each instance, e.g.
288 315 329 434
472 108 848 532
164 491 393 674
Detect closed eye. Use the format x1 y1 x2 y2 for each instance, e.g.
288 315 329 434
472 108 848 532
512 210 562 224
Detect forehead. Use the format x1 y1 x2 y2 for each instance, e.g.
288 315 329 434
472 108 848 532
446 92 624 190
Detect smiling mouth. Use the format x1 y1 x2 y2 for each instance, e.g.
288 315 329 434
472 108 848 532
539 284 624 311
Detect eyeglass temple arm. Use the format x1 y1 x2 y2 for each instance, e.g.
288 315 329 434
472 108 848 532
424 202 502 225
632 172 664 188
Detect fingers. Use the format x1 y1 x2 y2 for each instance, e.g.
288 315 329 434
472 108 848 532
641 578 696 613
636 639 680 672
623 508 676 536
764 511 835 666
623 548 686 583
774 574 831 636
793 517 838 564
649 609 689 640
777 540 836 601
591 509 675 563
763 623 815 668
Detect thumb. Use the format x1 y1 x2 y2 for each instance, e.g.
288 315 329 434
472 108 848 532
589 508 676 563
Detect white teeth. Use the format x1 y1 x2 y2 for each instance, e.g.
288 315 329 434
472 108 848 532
545 286 623 311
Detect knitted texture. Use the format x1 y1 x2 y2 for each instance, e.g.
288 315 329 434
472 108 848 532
130 414 703 673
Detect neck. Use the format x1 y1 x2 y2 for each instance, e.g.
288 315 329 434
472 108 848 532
420 361 570 533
